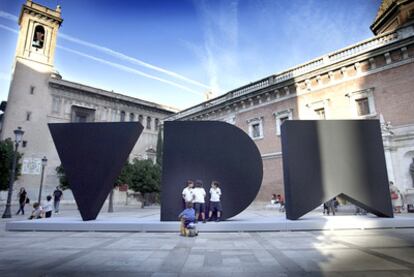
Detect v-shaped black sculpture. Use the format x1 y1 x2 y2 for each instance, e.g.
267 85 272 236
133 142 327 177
281 120 393 220
49 122 143 221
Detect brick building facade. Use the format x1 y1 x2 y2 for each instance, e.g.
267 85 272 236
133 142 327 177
168 0 414 203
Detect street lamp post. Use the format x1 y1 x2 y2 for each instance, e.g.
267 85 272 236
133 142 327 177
2 127 24 218
37 156 48 204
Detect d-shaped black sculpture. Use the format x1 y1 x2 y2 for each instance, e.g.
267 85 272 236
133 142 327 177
49 122 143 221
281 120 393 220
161 121 263 221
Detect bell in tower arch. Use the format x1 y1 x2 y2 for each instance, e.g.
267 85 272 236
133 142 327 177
32 25 45 49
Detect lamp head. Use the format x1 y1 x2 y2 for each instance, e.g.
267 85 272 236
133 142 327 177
14 127 24 144
41 156 48 167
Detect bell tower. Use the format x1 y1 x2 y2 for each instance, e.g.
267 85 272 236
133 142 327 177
0 0 63 195
15 0 63 68
0 0 62 144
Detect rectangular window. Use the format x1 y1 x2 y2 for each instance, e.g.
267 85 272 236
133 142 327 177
71 106 95 123
30 86 35 95
52 97 61 113
275 109 293 136
252 123 261 138
248 118 264 139
356 97 370 116
22 141 27 148
280 116 288 125
314 108 325 119
26 112 31 121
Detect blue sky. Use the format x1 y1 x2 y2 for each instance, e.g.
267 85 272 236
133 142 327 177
0 0 381 110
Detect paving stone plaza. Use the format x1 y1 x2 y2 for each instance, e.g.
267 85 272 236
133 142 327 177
1 204 414 277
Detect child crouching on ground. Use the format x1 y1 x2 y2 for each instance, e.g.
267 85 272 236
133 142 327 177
178 202 198 237
28 202 43 220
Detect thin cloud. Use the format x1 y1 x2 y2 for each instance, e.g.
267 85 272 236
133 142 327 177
57 45 202 96
190 0 240 96
0 10 211 91
59 33 211 90
0 23 18 34
0 22 203 96
0 11 18 21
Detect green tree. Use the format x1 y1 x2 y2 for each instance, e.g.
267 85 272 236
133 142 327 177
0 138 23 191
128 159 161 207
116 162 133 186
129 159 161 194
156 127 163 166
55 164 70 190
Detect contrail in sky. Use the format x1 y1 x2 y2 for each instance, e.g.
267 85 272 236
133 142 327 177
59 33 211 90
0 10 210 93
57 45 203 96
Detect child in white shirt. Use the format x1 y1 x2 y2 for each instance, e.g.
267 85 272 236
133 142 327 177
43 195 53 218
192 180 206 223
208 181 222 222
182 180 194 208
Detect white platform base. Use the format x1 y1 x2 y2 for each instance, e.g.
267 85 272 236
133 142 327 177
5 214 414 232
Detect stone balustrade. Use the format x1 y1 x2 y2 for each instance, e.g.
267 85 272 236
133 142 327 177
171 27 412 120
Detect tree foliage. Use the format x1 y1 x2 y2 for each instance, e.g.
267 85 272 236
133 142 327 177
55 158 161 196
116 162 133 186
128 159 161 194
55 164 70 190
0 138 22 191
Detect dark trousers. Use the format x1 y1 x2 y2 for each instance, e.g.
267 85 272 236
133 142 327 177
45 211 52 218
16 203 25 215
54 200 60 212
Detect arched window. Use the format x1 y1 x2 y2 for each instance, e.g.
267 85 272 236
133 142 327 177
138 114 143 124
129 113 135 121
120 111 126 122
155 118 160 130
32 25 45 49
146 116 151 130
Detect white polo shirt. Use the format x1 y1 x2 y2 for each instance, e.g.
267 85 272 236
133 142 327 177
192 187 206 203
209 187 221 202
182 187 194 202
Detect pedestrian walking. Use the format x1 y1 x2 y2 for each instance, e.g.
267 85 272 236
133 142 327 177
53 186 63 213
16 187 28 215
324 198 335 215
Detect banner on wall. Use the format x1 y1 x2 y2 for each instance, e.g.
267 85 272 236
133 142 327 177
22 158 42 175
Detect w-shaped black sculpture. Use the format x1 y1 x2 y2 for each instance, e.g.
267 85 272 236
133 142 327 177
49 122 143 221
281 120 393 220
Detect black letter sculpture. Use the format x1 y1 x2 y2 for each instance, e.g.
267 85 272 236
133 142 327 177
161 121 263 221
281 120 393 220
49 122 143 221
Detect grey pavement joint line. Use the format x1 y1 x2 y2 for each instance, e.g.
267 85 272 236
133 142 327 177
334 239 414 270
38 232 135 272
249 232 305 273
